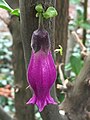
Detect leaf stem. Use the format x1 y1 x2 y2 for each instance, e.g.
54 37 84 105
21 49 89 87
38 13 44 29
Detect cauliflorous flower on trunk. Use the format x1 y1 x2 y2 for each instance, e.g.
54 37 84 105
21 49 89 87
27 28 57 112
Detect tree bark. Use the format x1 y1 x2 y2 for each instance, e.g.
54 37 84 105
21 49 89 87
55 0 69 102
65 31 76 77
5 0 19 9
60 54 90 120
19 0 64 120
6 1 35 120
55 0 69 64
8 16 35 120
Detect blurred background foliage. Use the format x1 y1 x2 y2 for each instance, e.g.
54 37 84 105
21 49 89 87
0 32 15 116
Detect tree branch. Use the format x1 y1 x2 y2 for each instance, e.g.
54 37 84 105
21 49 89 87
71 31 88 57
60 54 90 120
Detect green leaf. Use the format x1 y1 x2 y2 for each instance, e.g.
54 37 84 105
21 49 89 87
11 9 20 16
0 0 13 12
35 4 43 13
80 22 90 30
43 7 58 19
58 93 65 102
70 54 83 75
65 63 72 71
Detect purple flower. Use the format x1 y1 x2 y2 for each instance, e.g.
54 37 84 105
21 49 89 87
27 28 57 112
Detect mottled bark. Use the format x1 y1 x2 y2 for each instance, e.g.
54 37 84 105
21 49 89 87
8 16 35 120
6 1 34 119
60 54 90 120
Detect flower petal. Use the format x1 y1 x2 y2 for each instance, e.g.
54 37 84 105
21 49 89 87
27 50 57 111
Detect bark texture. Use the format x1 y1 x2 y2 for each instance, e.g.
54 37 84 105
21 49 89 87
8 16 35 120
55 0 69 102
65 31 76 77
5 1 35 120
55 0 69 64
60 54 90 120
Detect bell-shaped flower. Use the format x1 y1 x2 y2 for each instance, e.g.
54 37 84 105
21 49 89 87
27 28 57 112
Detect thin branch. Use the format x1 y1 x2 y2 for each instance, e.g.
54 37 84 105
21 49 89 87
83 0 88 45
71 31 88 57
58 63 65 85
57 63 69 91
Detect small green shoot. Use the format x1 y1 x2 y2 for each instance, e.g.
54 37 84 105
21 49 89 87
54 45 63 56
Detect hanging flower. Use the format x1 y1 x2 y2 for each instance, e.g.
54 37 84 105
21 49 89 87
26 4 58 112
27 28 57 112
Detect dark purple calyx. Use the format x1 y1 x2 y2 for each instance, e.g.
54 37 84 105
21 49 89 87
31 28 50 53
31 13 50 53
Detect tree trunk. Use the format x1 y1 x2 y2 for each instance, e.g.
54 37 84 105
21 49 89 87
55 0 69 64
8 16 35 120
6 1 35 120
65 31 76 77
55 0 69 101
19 0 64 120
5 0 19 9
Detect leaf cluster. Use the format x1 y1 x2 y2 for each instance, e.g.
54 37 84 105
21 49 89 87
35 4 58 19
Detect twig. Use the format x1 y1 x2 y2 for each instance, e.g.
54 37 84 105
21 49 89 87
71 31 88 57
83 0 88 45
26 85 30 89
58 63 65 85
57 63 68 90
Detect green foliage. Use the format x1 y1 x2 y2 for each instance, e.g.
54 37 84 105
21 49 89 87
0 0 20 16
70 53 83 75
80 22 90 29
0 34 15 113
69 2 90 30
65 63 72 71
43 7 58 19
70 0 80 4
35 4 43 13
35 4 58 19
58 93 65 103
11 9 20 16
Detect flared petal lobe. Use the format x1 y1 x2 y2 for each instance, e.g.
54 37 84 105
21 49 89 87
27 50 57 112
